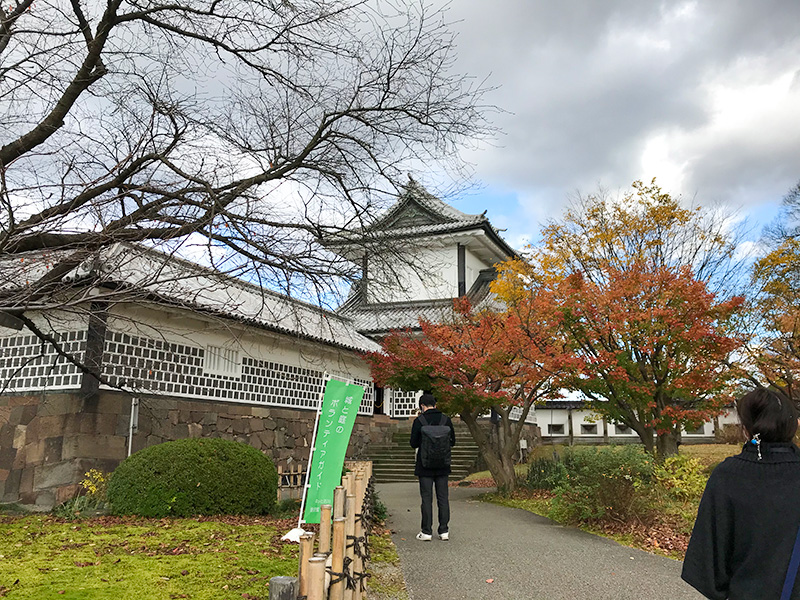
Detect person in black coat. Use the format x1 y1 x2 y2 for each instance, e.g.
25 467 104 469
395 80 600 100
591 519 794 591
682 387 800 599
410 392 456 541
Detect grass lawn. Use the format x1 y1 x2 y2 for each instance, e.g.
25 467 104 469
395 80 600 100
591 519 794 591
0 514 299 600
681 444 741 471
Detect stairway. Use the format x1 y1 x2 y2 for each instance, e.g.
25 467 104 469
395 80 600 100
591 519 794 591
367 424 481 483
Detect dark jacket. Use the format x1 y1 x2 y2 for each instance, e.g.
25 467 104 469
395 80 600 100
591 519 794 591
682 442 800 599
409 408 456 478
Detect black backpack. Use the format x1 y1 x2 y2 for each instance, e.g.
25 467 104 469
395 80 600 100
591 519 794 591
418 413 452 469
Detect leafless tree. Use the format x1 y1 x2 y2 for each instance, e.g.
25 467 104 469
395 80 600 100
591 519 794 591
0 0 491 324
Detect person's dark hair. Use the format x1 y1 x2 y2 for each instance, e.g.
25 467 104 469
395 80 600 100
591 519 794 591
737 388 798 443
419 392 436 409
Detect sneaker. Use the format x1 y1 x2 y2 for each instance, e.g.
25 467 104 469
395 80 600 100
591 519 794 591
438 532 449 541
416 532 432 541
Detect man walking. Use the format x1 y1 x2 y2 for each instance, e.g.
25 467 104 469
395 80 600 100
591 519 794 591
410 392 456 541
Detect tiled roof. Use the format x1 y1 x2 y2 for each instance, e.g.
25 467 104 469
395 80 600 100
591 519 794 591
1 244 380 354
340 270 499 335
369 177 488 230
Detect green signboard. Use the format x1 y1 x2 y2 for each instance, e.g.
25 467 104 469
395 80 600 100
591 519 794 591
302 379 365 524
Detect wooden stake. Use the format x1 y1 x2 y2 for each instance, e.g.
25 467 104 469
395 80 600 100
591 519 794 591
353 512 364 600
333 486 345 519
319 504 332 554
307 556 326 600
330 517 346 600
343 494 356 600
355 472 365 515
298 532 315 598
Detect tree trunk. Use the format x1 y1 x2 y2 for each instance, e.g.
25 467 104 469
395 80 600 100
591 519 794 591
460 411 518 492
638 426 656 457
656 429 681 459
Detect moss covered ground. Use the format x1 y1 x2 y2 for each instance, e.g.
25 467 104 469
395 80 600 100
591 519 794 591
0 514 298 600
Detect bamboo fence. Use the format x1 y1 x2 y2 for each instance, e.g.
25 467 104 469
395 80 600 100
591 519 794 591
297 460 375 600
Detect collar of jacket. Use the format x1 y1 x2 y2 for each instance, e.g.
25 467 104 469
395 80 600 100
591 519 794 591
738 442 800 463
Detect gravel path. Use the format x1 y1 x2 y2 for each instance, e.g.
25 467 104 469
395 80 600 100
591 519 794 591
377 482 705 600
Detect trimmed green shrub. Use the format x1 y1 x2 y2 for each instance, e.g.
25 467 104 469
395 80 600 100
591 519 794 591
107 438 277 517
548 445 656 524
654 454 707 501
524 457 567 490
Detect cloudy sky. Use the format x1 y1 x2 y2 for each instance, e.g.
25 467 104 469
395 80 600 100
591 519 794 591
426 0 800 249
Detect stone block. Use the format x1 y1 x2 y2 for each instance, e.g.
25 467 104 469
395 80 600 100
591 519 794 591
274 430 285 448
11 446 25 470
19 491 36 505
0 424 13 449
248 435 261 449
43 437 64 464
258 430 275 448
0 405 11 425
3 469 21 499
35 490 56 508
96 414 118 436
37 395 81 416
12 424 27 449
24 440 46 465
251 407 271 419
33 462 80 491
188 423 202 439
9 396 36 407
232 418 248 435
250 418 265 432
223 405 251 416
217 416 233 432
171 423 189 439
264 420 277 431
20 467 34 493
0 446 16 470
95 396 126 415
201 412 218 426
115 415 131 437
62 435 126 461
0 468 8 482
56 484 80 505
63 413 84 435
179 410 192 423
169 411 179 426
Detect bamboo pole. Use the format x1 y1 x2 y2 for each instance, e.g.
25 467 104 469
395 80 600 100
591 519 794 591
330 516 346 600
343 494 356 600
353 511 364 600
355 472 365 517
307 556 326 600
298 532 315 599
319 504 332 554
333 485 345 519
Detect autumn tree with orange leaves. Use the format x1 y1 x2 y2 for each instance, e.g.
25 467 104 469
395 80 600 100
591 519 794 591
747 181 800 400
367 297 568 491
495 180 747 459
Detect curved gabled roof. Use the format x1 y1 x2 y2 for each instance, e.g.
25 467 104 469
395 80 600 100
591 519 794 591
323 177 517 260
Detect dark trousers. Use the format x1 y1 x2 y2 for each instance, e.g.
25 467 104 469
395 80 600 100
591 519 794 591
419 474 450 535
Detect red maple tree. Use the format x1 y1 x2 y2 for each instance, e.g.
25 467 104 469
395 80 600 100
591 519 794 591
551 262 745 457
367 297 568 491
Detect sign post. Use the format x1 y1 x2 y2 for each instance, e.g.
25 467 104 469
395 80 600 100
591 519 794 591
300 378 365 525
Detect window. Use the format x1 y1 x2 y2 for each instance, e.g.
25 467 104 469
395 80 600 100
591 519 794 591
686 424 706 435
204 345 240 377
548 423 565 435
580 424 598 435
615 424 631 434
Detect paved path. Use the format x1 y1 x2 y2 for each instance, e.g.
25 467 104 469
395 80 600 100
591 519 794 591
377 482 704 600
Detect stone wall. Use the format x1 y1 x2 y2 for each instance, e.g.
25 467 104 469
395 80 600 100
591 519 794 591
0 391 402 509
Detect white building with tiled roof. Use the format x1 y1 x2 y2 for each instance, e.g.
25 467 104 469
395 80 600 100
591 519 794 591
331 177 516 336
